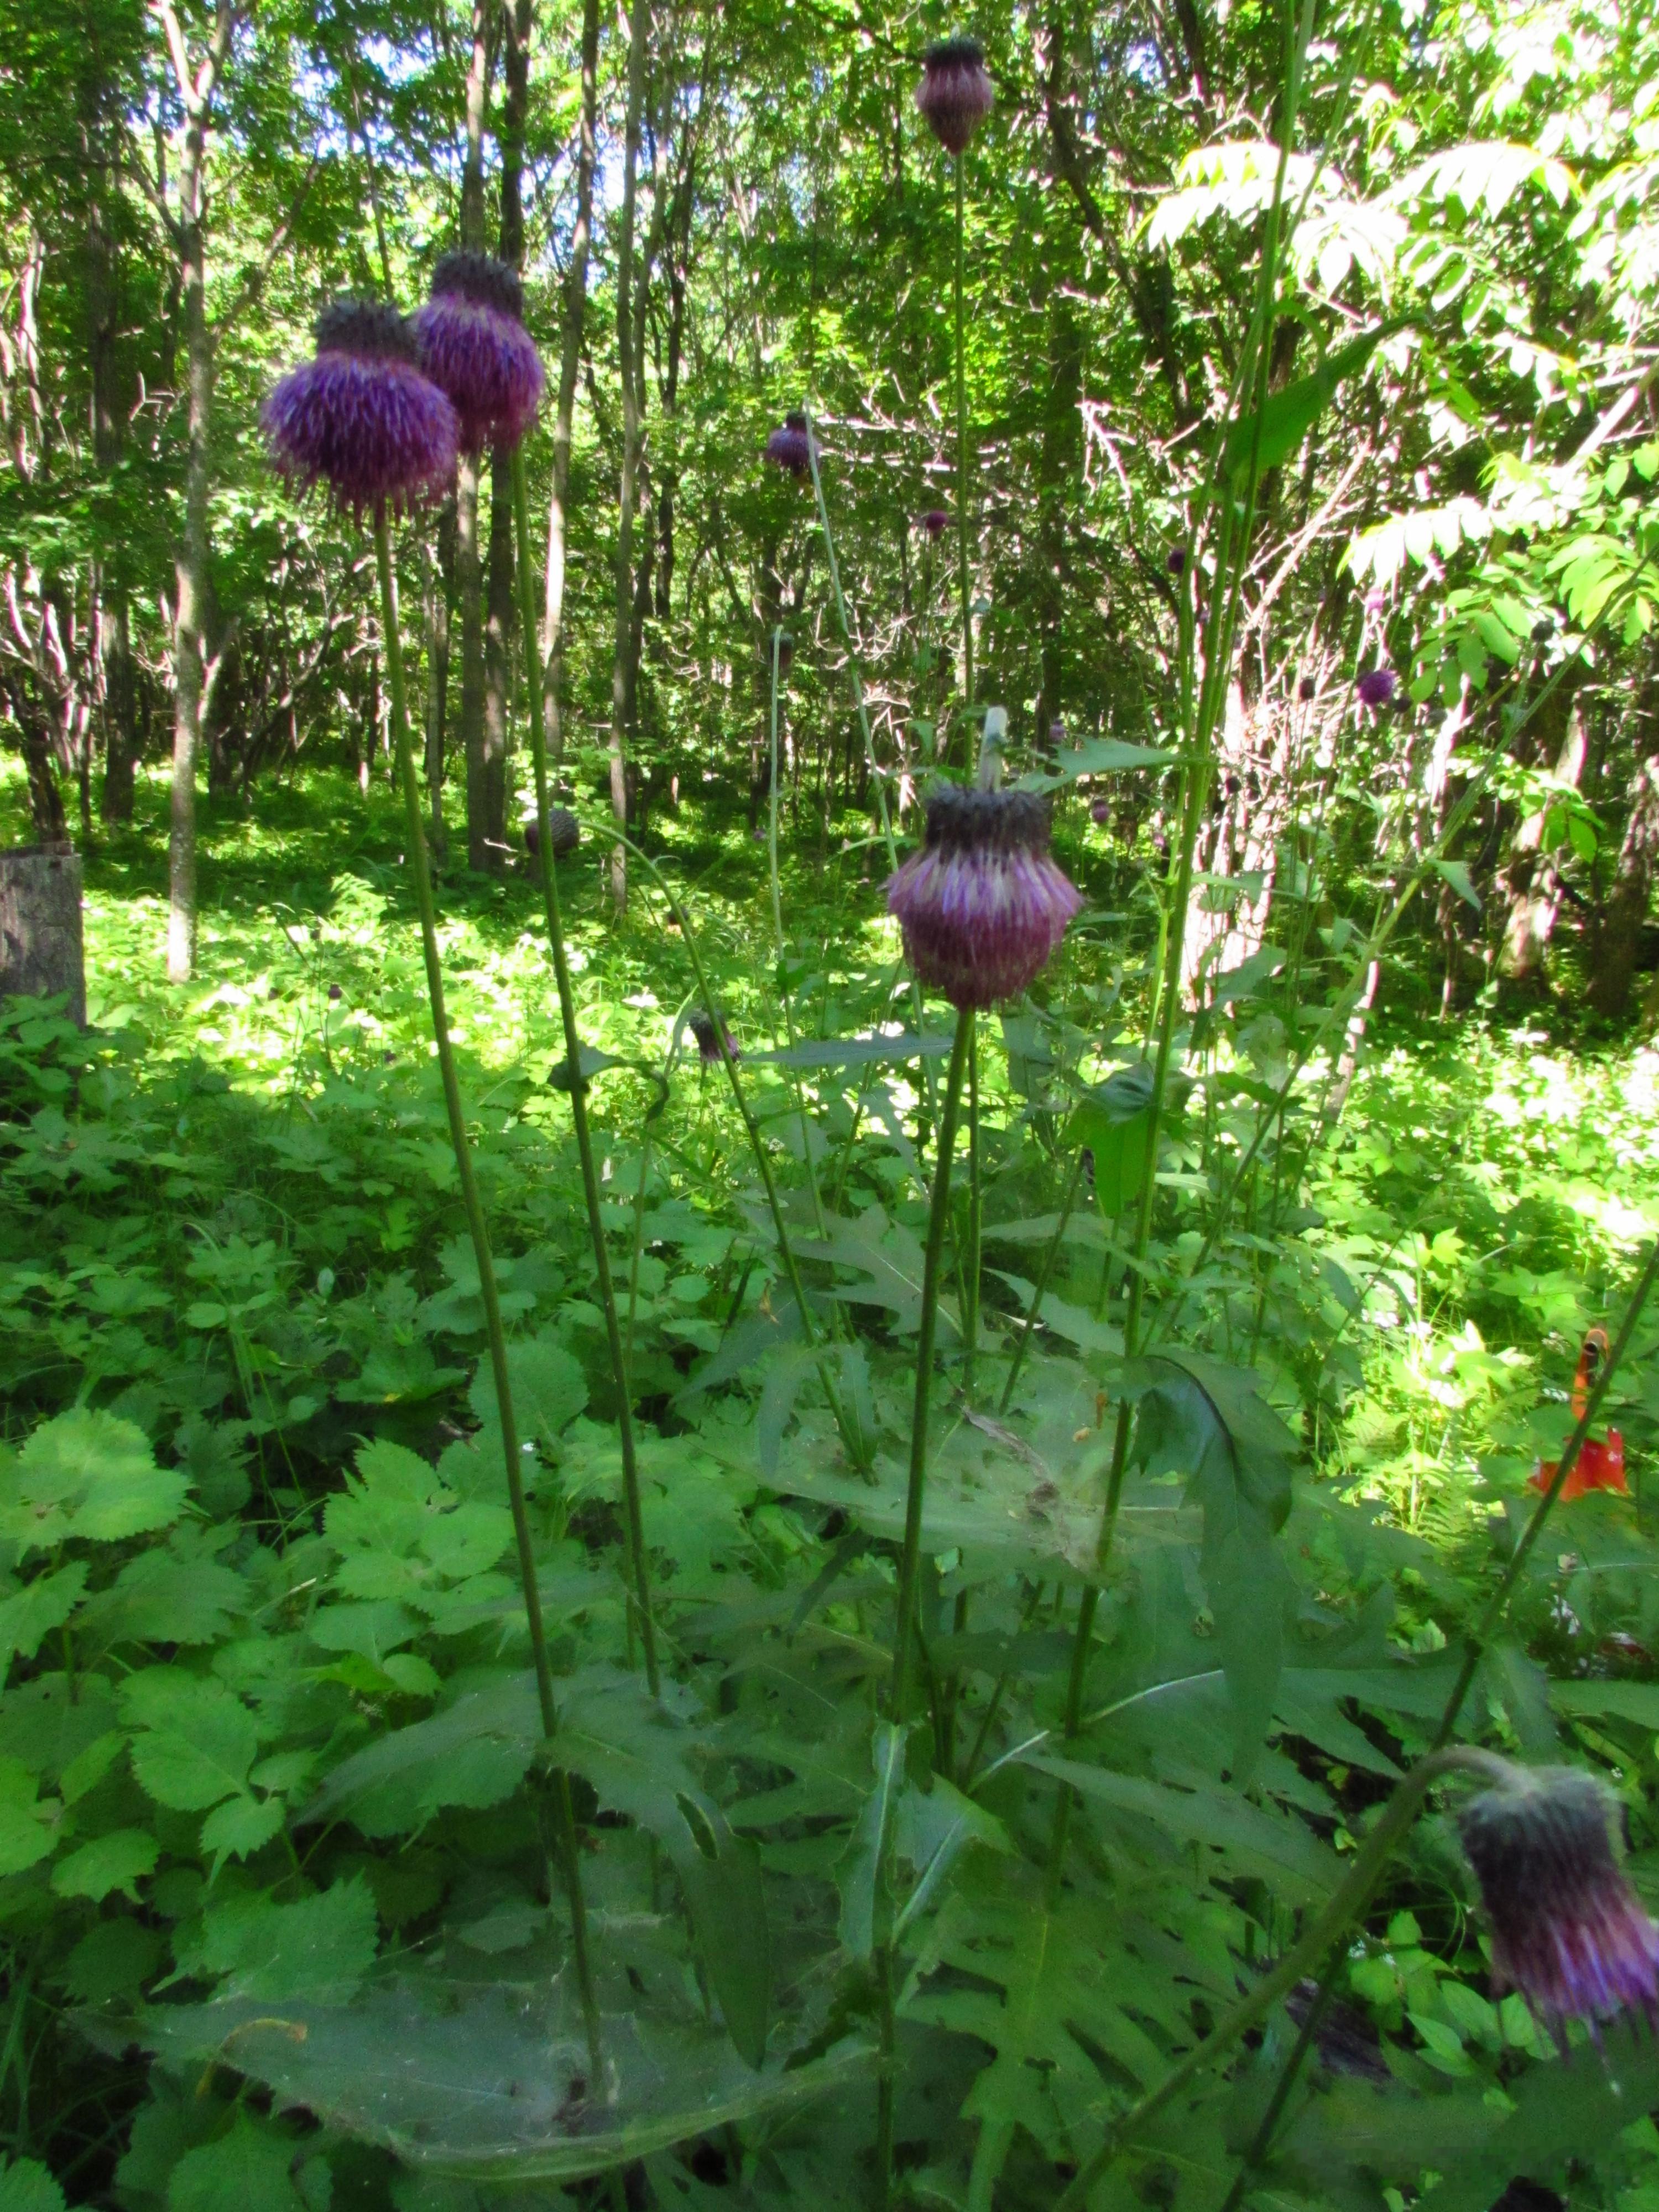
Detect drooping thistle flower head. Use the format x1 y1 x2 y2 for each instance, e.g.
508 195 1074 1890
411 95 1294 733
918 507 951 540
686 1006 737 1063
1457 1762 1659 2044
264 301 458 521
765 411 815 478
411 251 544 455
1090 797 1112 827
524 807 580 860
886 785 1082 1009
1356 666 1398 709
916 36 994 155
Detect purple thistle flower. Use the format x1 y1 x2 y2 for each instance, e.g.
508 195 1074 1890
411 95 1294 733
1458 1763 1659 2046
687 1006 737 1062
886 785 1082 1009
918 507 951 539
264 301 458 521
1167 547 1187 576
412 252 545 455
524 807 580 860
1090 797 1111 826
1356 667 1398 709
1298 675 1317 702
916 36 994 155
765 412 815 477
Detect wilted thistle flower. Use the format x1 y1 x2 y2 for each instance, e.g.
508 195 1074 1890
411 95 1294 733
918 507 951 540
524 808 580 860
1457 1762 1659 2045
886 786 1082 1009
264 301 458 520
686 1006 737 1062
916 36 994 155
765 412 815 478
412 251 545 455
1355 667 1398 709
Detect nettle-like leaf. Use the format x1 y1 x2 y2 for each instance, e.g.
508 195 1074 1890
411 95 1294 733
1067 1062 1156 1219
0 2158 65 2212
0 1411 189 1557
322 1438 514 1608
0 1756 58 1877
122 1668 258 1814
0 1563 88 1673
1126 1349 1297 1778
182 1879 380 2006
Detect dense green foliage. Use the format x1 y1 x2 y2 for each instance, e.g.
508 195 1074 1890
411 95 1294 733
6 0 1659 2206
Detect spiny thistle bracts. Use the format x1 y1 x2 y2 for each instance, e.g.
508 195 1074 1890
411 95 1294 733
916 37 994 155
886 785 1082 1008
413 251 544 455
765 413 815 477
1457 1762 1659 2044
264 301 458 520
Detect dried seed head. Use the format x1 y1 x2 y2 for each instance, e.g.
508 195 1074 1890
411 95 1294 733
886 785 1082 1008
1457 1762 1659 2043
916 36 994 155
264 299 458 520
765 412 815 477
413 253 544 454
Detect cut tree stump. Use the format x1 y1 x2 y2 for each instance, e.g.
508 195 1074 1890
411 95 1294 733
0 844 86 1026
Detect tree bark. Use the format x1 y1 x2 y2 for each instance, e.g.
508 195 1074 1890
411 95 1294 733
0 847 85 1025
483 0 529 862
458 0 493 872
541 0 600 771
607 0 650 916
1498 661 1587 986
82 56 139 823
157 0 237 984
1590 642 1659 1019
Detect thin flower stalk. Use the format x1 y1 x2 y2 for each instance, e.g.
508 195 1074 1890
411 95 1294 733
510 447 660 1697
372 509 601 2073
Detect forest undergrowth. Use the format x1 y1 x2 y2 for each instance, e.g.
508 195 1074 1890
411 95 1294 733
4 758 1659 2212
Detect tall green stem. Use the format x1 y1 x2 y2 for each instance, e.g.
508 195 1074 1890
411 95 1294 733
768 625 785 956
890 1005 972 1722
998 1146 1084 1414
510 449 659 1698
373 508 600 2070
954 154 973 729
963 1018 980 1400
804 413 897 870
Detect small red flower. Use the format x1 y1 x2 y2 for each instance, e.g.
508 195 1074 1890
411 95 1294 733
1532 1327 1628 1500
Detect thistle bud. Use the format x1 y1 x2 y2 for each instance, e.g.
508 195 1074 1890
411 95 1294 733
264 301 458 520
765 412 815 477
525 808 580 860
886 785 1082 1009
412 251 545 455
1457 1762 1659 2043
916 37 994 155
1356 667 1398 709
918 508 951 540
686 1007 737 1062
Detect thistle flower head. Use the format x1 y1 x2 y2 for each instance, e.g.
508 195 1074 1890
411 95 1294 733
919 507 951 540
1457 1762 1659 2044
1090 797 1111 826
264 300 458 520
1298 676 1317 702
1356 667 1398 709
524 807 580 860
412 251 544 455
886 785 1082 1008
1167 547 1187 576
686 1006 737 1062
765 412 815 477
916 36 994 155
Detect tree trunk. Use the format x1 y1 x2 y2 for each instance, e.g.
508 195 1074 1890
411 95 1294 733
82 66 139 825
1590 643 1659 1019
158 0 236 984
483 0 529 862
1498 661 1587 986
0 847 85 1025
541 0 599 771
458 0 493 872
607 0 650 916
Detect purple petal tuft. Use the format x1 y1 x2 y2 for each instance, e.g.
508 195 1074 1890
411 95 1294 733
887 786 1082 1009
264 344 458 520
413 290 544 455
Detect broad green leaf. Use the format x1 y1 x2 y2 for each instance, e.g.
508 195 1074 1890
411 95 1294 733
1432 857 1483 910
304 1670 540 1833
0 1411 187 1556
1223 328 1389 482
0 2160 65 2212
1067 1063 1156 1218
836 1721 907 1960
192 1878 378 2005
166 2115 306 2212
1549 1679 1659 1730
1017 738 1178 794
0 1757 55 1876
200 1793 287 1867
467 1332 587 1449
51 1828 157 1903
0 1563 87 1671
123 1986 872 2181
123 1670 257 1813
